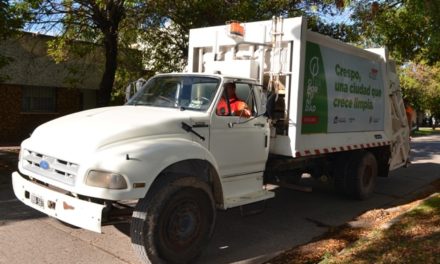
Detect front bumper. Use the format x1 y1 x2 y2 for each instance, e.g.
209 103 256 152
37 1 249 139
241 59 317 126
12 172 105 233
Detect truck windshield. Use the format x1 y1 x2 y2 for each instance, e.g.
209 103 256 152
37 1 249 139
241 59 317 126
126 75 220 111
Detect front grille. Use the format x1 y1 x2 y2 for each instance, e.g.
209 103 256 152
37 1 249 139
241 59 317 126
21 149 79 185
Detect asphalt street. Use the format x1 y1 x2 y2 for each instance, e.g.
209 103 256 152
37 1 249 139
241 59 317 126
0 135 439 264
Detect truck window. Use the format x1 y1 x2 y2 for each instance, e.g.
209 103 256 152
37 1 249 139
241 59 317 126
216 82 256 118
126 75 220 111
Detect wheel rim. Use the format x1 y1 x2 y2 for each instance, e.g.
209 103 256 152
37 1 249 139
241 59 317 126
165 199 201 250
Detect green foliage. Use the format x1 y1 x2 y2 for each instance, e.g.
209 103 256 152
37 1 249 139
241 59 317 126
138 0 355 75
138 0 308 74
0 0 25 82
12 0 145 105
411 127 440 137
417 194 440 213
0 55 13 82
347 1 440 117
0 0 24 39
351 0 440 64
137 22 187 74
10 0 357 105
111 48 145 105
111 67 140 105
399 62 440 117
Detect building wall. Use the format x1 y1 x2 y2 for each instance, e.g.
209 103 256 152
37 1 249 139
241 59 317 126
0 33 101 145
0 33 143 145
0 84 22 144
0 33 102 89
0 84 84 145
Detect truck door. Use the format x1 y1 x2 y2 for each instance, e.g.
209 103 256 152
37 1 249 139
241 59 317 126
210 82 270 177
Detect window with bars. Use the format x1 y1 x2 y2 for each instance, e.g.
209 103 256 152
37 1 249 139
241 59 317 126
22 86 56 113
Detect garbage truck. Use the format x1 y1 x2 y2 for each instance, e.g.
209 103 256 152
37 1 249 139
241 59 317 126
12 16 410 263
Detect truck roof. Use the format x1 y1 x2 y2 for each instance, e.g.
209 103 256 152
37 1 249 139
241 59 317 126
154 72 258 83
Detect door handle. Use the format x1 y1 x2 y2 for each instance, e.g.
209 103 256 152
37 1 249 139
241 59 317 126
254 123 265 127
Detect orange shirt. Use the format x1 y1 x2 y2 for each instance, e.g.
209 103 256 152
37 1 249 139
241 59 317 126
217 97 251 117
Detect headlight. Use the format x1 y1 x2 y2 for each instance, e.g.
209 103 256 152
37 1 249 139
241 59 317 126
85 170 128 189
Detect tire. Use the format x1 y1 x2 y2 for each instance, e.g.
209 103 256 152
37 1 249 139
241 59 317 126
333 154 350 194
346 151 378 200
130 175 216 264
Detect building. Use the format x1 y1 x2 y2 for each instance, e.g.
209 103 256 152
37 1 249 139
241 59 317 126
0 33 102 145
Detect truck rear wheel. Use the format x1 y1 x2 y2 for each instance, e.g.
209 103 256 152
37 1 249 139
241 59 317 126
130 175 216 264
346 151 378 200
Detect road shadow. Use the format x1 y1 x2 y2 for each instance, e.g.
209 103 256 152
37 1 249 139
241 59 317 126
111 162 440 264
0 149 19 187
0 185 46 224
0 149 48 224
0 201 46 223
4 135 440 263
198 163 439 264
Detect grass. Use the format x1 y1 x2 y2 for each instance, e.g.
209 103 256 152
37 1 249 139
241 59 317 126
320 193 440 264
411 127 440 137
265 191 440 264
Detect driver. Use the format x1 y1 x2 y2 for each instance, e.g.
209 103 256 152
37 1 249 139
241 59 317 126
216 82 251 118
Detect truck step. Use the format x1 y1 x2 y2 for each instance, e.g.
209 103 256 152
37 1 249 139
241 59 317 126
224 190 274 209
273 182 313 192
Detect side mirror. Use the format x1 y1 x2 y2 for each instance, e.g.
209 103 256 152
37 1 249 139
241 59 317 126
125 83 134 102
125 78 146 102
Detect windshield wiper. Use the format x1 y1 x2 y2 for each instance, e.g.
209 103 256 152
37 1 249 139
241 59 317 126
181 122 205 141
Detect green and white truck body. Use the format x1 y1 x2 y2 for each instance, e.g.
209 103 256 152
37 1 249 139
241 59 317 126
188 16 409 170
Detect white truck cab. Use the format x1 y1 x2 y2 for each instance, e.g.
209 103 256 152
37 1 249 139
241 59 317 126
12 17 410 264
12 73 274 263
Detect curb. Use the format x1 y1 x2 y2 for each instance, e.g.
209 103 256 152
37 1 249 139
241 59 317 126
379 192 439 230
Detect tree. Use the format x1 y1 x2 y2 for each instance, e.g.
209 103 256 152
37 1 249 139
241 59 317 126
14 0 145 106
0 0 24 39
12 0 352 105
0 0 25 82
342 1 440 118
138 0 352 74
137 0 305 74
350 0 440 64
399 62 440 119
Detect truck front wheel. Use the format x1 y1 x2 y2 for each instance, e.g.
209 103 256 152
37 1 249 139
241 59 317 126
130 175 216 264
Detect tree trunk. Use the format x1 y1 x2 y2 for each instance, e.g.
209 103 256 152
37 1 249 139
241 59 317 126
97 32 118 107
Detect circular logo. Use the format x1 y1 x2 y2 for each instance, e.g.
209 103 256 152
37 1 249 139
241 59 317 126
39 160 50 170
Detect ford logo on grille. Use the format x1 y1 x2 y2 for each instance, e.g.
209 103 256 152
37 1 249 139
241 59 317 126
39 160 50 170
